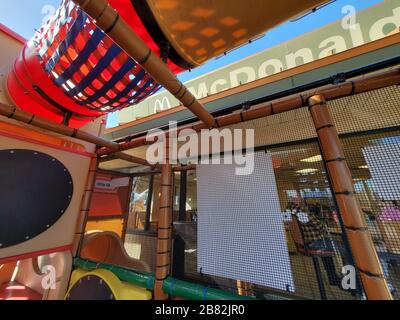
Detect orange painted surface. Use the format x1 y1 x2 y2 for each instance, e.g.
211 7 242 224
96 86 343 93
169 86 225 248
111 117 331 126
89 173 129 217
80 232 150 272
0 122 89 156
90 192 125 217
85 219 124 237
0 262 17 285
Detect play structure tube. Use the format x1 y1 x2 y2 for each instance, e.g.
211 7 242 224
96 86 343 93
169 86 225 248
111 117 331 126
162 278 253 301
73 0 216 128
139 0 330 67
4 0 331 129
73 258 252 300
73 258 155 290
6 0 163 128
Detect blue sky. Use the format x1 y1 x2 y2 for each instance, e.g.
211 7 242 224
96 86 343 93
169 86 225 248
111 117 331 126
0 0 383 127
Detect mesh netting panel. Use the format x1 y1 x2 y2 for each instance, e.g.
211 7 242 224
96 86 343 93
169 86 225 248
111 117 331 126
124 232 157 273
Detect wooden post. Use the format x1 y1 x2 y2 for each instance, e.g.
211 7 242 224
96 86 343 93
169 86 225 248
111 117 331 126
308 94 392 300
72 155 99 255
154 137 173 300
236 280 254 297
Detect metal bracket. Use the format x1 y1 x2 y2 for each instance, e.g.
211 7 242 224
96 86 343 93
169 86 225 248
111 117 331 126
331 72 347 85
242 101 251 111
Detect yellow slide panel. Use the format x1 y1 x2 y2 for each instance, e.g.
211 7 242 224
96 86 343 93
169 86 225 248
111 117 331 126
66 269 152 300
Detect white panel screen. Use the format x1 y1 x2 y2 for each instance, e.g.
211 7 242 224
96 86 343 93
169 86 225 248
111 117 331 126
363 142 400 200
197 152 295 292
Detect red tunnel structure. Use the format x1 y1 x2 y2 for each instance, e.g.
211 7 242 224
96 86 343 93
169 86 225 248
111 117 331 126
7 0 169 128
5 0 329 128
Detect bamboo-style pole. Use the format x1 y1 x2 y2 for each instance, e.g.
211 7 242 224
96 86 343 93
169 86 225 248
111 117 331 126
73 0 216 128
309 94 392 300
0 102 150 166
154 139 173 300
72 154 99 255
98 152 149 166
236 280 254 297
97 68 400 157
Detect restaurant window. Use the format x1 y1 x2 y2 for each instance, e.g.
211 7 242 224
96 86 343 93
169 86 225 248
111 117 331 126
187 171 198 220
124 174 164 232
125 176 151 231
123 174 161 272
172 170 199 279
172 170 198 223
265 142 355 300
173 172 181 222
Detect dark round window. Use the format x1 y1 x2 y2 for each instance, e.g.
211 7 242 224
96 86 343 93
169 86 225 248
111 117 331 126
66 275 116 300
0 149 73 248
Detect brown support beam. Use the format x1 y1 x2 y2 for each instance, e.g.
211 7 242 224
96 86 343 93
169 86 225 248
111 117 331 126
308 94 392 300
154 139 173 300
109 152 150 167
72 155 99 255
96 168 132 177
175 165 197 172
105 165 197 178
73 0 216 128
98 152 151 166
0 102 150 166
97 68 400 157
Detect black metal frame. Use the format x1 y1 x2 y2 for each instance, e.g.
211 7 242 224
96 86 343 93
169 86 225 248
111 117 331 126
178 170 188 222
144 175 155 231
130 0 194 70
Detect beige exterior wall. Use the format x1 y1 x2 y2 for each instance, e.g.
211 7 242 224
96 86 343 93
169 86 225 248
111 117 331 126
0 28 23 68
0 26 24 107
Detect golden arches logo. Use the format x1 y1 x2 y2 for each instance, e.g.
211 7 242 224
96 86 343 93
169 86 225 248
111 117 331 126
153 97 171 113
